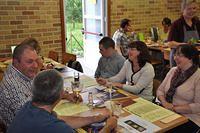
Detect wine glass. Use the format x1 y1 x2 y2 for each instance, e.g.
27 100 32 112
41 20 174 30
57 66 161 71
74 72 79 82
71 81 83 96
106 82 112 100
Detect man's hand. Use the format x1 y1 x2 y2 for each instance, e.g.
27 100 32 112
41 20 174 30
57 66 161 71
100 116 118 133
96 77 107 85
105 116 118 130
61 91 82 103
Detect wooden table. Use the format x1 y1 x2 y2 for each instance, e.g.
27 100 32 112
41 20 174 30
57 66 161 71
0 57 188 132
57 67 188 133
147 44 200 61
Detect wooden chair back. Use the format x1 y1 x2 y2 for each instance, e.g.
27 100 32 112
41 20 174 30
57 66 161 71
48 51 59 62
62 52 76 65
0 70 4 82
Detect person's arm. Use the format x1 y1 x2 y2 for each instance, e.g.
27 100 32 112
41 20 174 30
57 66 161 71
96 77 107 85
115 44 122 56
168 41 187 48
61 91 82 103
157 68 176 110
58 115 106 129
109 61 127 83
158 95 174 111
99 116 117 133
114 34 123 56
122 64 155 94
58 108 111 129
173 76 200 114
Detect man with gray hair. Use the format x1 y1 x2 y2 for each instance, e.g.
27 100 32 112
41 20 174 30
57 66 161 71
0 38 80 128
0 40 40 127
7 69 117 133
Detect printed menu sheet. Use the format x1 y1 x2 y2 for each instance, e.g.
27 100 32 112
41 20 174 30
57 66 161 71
124 98 179 122
64 75 98 88
53 100 89 116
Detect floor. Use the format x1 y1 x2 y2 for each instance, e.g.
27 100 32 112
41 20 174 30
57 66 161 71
77 57 96 77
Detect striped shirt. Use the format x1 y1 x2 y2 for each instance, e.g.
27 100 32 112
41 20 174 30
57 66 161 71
112 28 135 57
0 65 32 127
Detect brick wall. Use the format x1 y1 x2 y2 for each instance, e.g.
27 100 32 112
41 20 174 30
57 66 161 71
0 0 199 59
110 0 200 36
0 0 62 58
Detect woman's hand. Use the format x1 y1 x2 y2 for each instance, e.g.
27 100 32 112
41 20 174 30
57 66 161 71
96 77 107 85
162 101 174 111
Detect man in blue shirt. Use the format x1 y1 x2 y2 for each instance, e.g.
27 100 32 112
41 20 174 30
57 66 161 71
7 69 117 133
95 37 125 78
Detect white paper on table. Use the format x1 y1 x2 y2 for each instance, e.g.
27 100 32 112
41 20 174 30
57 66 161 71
118 114 161 133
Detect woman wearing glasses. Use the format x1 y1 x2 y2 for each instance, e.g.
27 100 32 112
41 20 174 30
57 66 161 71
157 44 200 132
96 41 155 101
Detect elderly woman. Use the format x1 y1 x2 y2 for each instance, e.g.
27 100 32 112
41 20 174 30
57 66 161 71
97 41 155 101
157 44 200 132
168 0 200 67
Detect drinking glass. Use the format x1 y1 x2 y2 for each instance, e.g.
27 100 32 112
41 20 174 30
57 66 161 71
71 81 83 96
74 72 79 82
106 82 112 100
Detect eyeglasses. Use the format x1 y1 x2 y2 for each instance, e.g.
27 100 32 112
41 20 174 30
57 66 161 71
174 53 184 57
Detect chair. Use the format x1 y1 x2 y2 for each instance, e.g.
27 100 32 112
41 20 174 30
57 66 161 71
151 58 162 66
0 120 6 133
150 57 163 80
48 51 59 62
62 52 76 65
0 70 4 81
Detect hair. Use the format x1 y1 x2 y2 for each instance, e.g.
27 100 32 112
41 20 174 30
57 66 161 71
120 18 131 28
99 36 115 49
31 69 64 105
181 0 196 11
21 38 41 54
176 44 199 66
128 41 151 67
13 43 35 62
162 17 172 26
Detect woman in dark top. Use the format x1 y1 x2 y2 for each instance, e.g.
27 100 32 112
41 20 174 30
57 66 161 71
167 1 200 67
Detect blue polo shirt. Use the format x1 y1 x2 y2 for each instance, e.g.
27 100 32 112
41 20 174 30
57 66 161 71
7 101 74 133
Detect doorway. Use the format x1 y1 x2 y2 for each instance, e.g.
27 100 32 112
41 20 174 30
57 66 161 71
65 0 84 57
64 0 108 76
